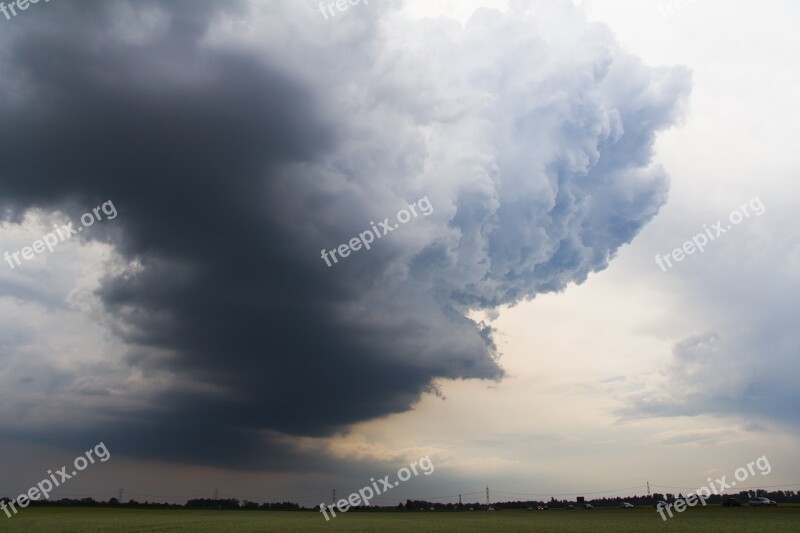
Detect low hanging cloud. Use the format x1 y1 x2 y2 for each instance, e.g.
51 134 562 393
0 0 689 468
622 327 800 430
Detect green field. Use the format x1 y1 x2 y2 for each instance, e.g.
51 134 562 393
3 506 800 532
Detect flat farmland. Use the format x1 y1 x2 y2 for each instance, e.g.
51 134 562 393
3 505 800 532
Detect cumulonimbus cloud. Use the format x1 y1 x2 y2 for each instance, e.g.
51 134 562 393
0 0 689 468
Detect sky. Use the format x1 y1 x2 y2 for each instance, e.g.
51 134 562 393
0 0 798 507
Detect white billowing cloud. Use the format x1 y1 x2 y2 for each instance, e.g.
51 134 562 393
258 0 690 309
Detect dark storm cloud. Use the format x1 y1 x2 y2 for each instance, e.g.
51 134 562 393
0 0 689 467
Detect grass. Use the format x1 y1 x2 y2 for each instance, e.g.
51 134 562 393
2 505 799 532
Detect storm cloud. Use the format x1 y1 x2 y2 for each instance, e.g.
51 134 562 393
0 0 689 468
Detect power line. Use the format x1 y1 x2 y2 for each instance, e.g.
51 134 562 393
492 484 648 497
651 482 800 491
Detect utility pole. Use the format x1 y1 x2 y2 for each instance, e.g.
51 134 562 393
118 488 123 502
459 494 462 506
647 481 651 497
486 486 490 506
